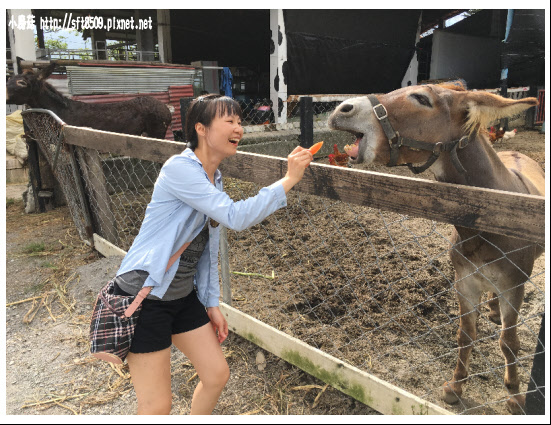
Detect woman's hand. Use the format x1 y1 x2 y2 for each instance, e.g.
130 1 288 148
281 146 313 193
206 306 229 344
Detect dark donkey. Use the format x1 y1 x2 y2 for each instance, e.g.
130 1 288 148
328 82 544 414
6 57 172 139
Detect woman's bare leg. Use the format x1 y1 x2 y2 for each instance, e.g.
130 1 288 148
126 348 172 414
172 323 230 415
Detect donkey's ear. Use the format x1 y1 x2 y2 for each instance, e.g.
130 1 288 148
463 91 538 134
16 56 25 74
38 62 56 80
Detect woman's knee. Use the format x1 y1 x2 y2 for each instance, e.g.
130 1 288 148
203 362 230 389
221 363 231 385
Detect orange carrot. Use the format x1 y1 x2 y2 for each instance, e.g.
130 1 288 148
308 141 324 155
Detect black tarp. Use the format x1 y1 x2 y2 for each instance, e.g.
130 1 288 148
283 10 422 94
168 10 463 95
170 10 270 71
502 9 545 86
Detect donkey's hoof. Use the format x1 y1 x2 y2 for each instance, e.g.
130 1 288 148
506 395 525 415
442 381 461 404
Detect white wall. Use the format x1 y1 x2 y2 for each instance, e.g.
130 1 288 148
430 30 501 87
401 12 421 87
401 55 418 87
7 9 37 70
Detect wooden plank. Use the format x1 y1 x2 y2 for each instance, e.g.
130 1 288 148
62 125 185 163
61 126 545 243
26 139 46 213
17 59 196 69
218 152 546 244
219 303 453 415
91 233 454 414
93 234 126 257
75 147 119 246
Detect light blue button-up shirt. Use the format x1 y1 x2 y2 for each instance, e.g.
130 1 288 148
116 148 287 307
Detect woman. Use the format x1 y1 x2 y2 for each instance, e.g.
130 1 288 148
113 94 313 414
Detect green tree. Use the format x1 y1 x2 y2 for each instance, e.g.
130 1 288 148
44 37 69 50
36 29 89 60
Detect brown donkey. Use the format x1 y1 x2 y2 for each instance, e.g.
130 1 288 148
328 82 544 414
6 58 172 139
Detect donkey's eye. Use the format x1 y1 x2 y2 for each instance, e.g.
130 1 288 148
411 93 432 107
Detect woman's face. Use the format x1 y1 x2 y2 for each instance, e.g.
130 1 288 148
201 112 243 157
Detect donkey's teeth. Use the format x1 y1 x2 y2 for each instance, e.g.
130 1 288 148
344 143 359 157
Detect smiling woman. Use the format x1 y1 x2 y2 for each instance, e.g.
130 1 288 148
104 93 314 415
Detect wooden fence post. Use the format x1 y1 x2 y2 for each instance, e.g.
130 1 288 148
74 147 119 246
525 313 545 414
299 96 313 148
25 138 46 213
180 97 194 138
220 226 232 306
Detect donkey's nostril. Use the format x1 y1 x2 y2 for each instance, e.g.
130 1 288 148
340 104 353 113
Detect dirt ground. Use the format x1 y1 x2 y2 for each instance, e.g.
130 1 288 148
4 129 546 416
221 129 546 415
4 191 377 416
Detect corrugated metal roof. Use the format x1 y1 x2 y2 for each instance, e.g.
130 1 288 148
72 92 170 103
48 74 70 97
72 86 193 141
66 66 196 96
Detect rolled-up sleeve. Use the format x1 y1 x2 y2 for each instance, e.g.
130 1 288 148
158 156 287 232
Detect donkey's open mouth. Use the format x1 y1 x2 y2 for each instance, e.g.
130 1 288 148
343 132 363 160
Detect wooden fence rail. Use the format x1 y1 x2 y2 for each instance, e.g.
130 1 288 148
42 122 546 415
63 125 546 244
91 233 452 415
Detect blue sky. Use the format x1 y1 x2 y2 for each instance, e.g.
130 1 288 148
42 29 90 49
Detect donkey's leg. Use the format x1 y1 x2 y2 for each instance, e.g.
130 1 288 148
443 279 481 404
487 292 502 325
498 284 525 414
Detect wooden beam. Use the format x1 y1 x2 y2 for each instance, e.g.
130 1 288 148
61 126 545 243
62 126 185 163
220 303 452 415
92 232 452 414
93 233 126 257
74 147 119 246
15 59 194 69
219 152 545 244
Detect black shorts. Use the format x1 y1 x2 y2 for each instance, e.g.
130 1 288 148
113 283 211 354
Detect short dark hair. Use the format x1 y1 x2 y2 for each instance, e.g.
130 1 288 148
184 94 243 150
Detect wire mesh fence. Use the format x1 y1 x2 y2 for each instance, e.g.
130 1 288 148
232 88 533 140
221 179 545 415
238 97 340 130
21 110 93 243
22 109 545 415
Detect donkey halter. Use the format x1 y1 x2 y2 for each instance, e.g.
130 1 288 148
367 94 470 174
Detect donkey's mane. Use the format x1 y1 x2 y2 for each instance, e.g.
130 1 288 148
41 79 70 107
437 81 467 92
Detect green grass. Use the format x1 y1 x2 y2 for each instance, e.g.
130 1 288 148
6 198 16 207
40 261 58 269
22 242 46 254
